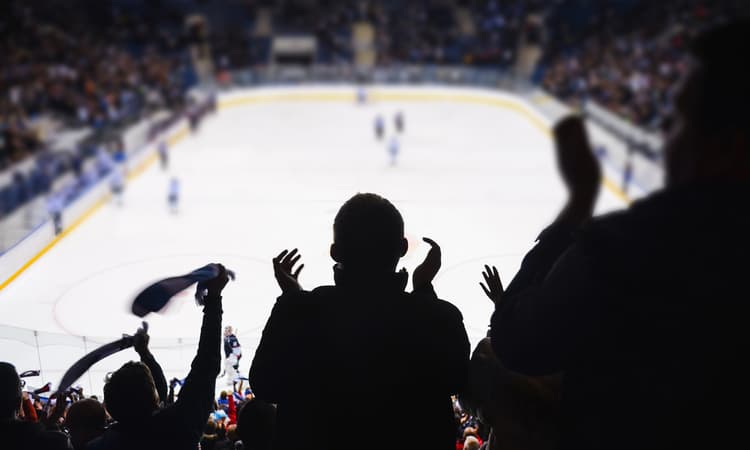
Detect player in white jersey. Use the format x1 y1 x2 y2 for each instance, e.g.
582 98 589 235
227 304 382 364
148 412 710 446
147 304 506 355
168 177 180 213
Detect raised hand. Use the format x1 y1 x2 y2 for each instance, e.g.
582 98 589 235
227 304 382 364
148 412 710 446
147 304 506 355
553 116 601 224
480 265 504 305
133 321 150 355
273 249 304 294
204 263 230 298
412 237 441 290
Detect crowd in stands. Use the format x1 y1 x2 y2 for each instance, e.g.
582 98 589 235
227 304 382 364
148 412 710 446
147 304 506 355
0 1 196 220
541 0 750 130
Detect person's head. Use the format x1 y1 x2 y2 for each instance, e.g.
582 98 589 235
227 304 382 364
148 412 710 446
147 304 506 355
0 362 22 419
237 399 276 450
224 326 233 336
226 424 239 442
331 193 407 272
463 435 480 450
204 418 218 436
103 361 159 425
65 398 107 449
219 391 228 400
665 20 750 186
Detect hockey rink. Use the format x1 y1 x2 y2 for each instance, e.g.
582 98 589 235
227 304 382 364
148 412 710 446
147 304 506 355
0 88 628 394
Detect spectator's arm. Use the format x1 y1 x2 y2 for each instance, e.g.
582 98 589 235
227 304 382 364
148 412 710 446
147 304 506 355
133 325 168 405
172 266 228 442
491 239 598 376
140 350 168 406
227 390 237 425
173 295 223 439
490 115 601 376
21 392 38 422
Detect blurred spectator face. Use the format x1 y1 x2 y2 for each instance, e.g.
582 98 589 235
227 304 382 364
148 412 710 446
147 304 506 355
0 362 22 418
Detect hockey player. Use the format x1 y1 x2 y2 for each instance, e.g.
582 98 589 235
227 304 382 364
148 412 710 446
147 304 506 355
46 192 64 235
158 140 169 170
388 136 400 166
374 115 385 140
110 165 125 206
356 86 368 105
168 177 180 213
394 111 405 133
223 326 242 384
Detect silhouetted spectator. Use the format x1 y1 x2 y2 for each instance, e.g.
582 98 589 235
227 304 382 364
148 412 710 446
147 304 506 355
489 21 750 450
236 399 276 450
87 265 229 449
250 193 470 449
64 399 106 450
0 362 71 450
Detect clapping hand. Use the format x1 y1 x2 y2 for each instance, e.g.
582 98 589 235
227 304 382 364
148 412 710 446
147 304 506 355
412 237 441 290
553 116 601 224
480 265 504 306
273 249 304 294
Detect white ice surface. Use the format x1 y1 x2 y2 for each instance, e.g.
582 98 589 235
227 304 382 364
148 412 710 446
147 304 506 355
0 95 625 395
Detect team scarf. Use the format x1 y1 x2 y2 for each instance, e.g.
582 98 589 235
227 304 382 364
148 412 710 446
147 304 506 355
131 263 235 317
55 323 147 395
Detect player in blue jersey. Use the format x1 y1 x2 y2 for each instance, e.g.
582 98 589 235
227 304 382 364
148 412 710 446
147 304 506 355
388 136 400 166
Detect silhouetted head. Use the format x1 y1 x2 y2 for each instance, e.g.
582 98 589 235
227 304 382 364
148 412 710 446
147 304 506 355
665 20 750 186
331 193 407 272
0 362 22 419
103 361 159 425
204 418 218 435
237 399 276 450
65 398 107 449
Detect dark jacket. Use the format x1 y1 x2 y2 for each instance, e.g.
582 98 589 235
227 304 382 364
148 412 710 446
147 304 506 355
0 420 71 450
87 300 222 450
491 182 750 449
249 267 470 450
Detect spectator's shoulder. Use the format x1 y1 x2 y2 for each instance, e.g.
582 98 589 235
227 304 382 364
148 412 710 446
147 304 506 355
409 285 464 321
276 285 334 309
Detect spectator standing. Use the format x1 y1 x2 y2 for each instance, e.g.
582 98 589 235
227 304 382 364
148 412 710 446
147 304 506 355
250 193 470 450
489 22 750 450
